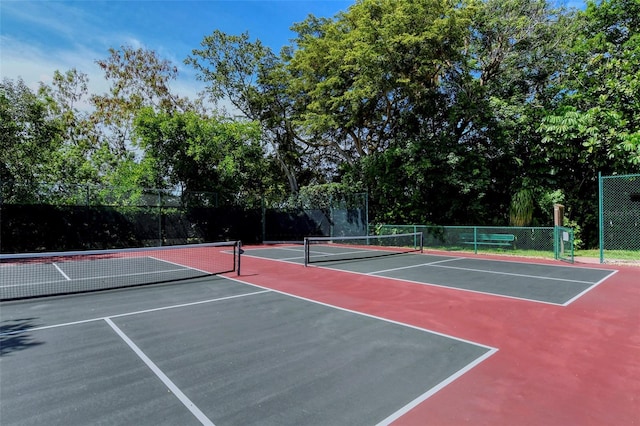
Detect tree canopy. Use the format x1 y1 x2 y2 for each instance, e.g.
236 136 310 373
2 0 639 248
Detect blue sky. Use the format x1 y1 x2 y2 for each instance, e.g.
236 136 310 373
1 0 585 101
1 0 352 98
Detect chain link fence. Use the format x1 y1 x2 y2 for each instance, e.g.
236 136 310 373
599 173 640 263
374 224 574 262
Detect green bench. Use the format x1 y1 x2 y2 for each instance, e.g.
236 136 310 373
459 233 515 247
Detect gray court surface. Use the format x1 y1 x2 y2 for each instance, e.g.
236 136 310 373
0 276 494 425
244 246 616 305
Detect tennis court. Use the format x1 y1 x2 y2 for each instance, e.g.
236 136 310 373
242 234 616 306
0 243 495 425
1 237 638 425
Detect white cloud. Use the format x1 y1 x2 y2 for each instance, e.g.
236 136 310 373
0 35 108 95
1 34 222 113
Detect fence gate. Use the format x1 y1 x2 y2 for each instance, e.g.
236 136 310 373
554 226 574 263
599 173 640 263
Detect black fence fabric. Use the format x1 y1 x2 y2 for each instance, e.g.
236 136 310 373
1 204 367 253
1 186 368 253
0 205 262 253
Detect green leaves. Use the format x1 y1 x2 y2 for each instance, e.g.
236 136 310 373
133 108 267 203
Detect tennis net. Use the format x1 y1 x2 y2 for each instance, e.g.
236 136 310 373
0 241 241 300
304 232 423 266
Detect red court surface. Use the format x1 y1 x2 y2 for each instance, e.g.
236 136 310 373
235 247 640 426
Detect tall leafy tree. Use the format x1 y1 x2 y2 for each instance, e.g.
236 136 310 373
39 70 103 185
93 46 195 155
133 108 269 204
0 78 63 202
287 0 474 164
187 32 307 194
539 0 640 245
467 0 578 226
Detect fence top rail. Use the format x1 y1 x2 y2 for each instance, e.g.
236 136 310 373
378 225 557 230
600 173 640 179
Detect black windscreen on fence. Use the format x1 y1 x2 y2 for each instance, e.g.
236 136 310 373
0 205 262 253
263 207 367 242
1 184 369 253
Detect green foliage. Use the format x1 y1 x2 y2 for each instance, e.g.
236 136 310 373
133 108 268 204
187 31 308 192
3 0 639 249
509 188 535 226
287 0 475 163
0 78 64 202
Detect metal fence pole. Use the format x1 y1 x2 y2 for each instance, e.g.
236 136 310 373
599 171 604 263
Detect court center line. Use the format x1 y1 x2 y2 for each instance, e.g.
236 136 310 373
370 261 599 284
429 264 599 284
104 318 215 426
52 263 71 281
0 267 205 289
148 256 211 275
368 257 464 275
274 247 304 254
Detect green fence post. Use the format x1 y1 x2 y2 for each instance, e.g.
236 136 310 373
598 172 604 263
261 196 266 243
473 226 478 254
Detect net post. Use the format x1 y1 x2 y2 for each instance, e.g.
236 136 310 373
419 232 424 253
303 237 309 267
236 240 242 276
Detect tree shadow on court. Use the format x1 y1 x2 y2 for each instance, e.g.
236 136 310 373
0 318 44 356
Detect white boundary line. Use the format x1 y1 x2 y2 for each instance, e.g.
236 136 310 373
308 263 577 306
222 276 497 352
561 269 619 306
104 318 215 426
376 348 497 426
221 275 499 424
240 252 304 266
148 256 212 275
3 275 498 426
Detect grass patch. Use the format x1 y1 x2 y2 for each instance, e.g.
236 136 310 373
574 249 640 261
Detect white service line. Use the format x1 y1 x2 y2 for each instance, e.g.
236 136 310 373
0 290 271 337
104 318 215 426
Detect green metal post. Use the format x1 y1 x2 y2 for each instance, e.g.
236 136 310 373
473 226 478 254
598 172 604 263
261 196 266 243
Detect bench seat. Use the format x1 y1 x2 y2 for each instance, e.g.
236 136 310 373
459 233 515 247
